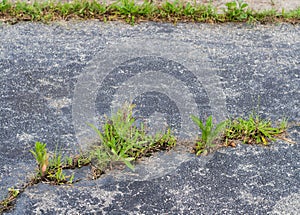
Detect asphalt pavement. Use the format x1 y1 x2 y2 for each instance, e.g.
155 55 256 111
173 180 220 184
0 21 299 214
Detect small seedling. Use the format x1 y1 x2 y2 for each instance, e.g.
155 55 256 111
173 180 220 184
7 188 19 198
145 128 177 157
65 156 73 167
30 142 77 185
0 187 20 212
30 142 49 177
191 115 227 155
76 155 91 168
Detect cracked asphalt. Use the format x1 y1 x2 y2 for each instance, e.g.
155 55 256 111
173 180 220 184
0 21 299 214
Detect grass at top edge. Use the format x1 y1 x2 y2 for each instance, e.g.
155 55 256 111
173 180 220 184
0 0 299 24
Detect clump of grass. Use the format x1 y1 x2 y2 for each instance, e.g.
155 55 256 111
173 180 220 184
28 102 176 182
191 113 289 155
88 102 176 175
0 0 299 24
109 0 157 24
224 0 252 22
191 115 227 155
225 114 288 145
30 142 78 185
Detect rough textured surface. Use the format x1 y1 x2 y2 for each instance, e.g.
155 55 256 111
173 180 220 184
6 137 300 214
0 21 299 214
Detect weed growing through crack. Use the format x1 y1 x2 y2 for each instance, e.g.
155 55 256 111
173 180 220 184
29 141 49 177
191 113 288 155
191 115 227 155
27 102 176 184
0 103 294 213
225 114 288 145
88 102 176 173
47 148 75 184
0 187 20 212
30 142 76 185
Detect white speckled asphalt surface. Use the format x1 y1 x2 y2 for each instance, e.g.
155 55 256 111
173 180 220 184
0 15 299 215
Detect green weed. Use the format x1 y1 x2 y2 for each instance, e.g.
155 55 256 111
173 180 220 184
161 0 184 16
47 149 74 184
1 104 294 213
30 141 49 177
75 154 91 168
0 0 299 24
30 112 287 182
88 102 176 172
224 0 251 21
191 115 227 155
109 0 142 24
225 114 287 145
0 187 20 213
30 142 76 184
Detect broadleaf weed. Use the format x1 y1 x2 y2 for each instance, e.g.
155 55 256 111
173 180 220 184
224 0 251 21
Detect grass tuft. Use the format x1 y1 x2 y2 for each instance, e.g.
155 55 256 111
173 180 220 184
191 113 289 155
191 115 227 155
225 114 287 145
0 0 299 24
88 102 176 176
